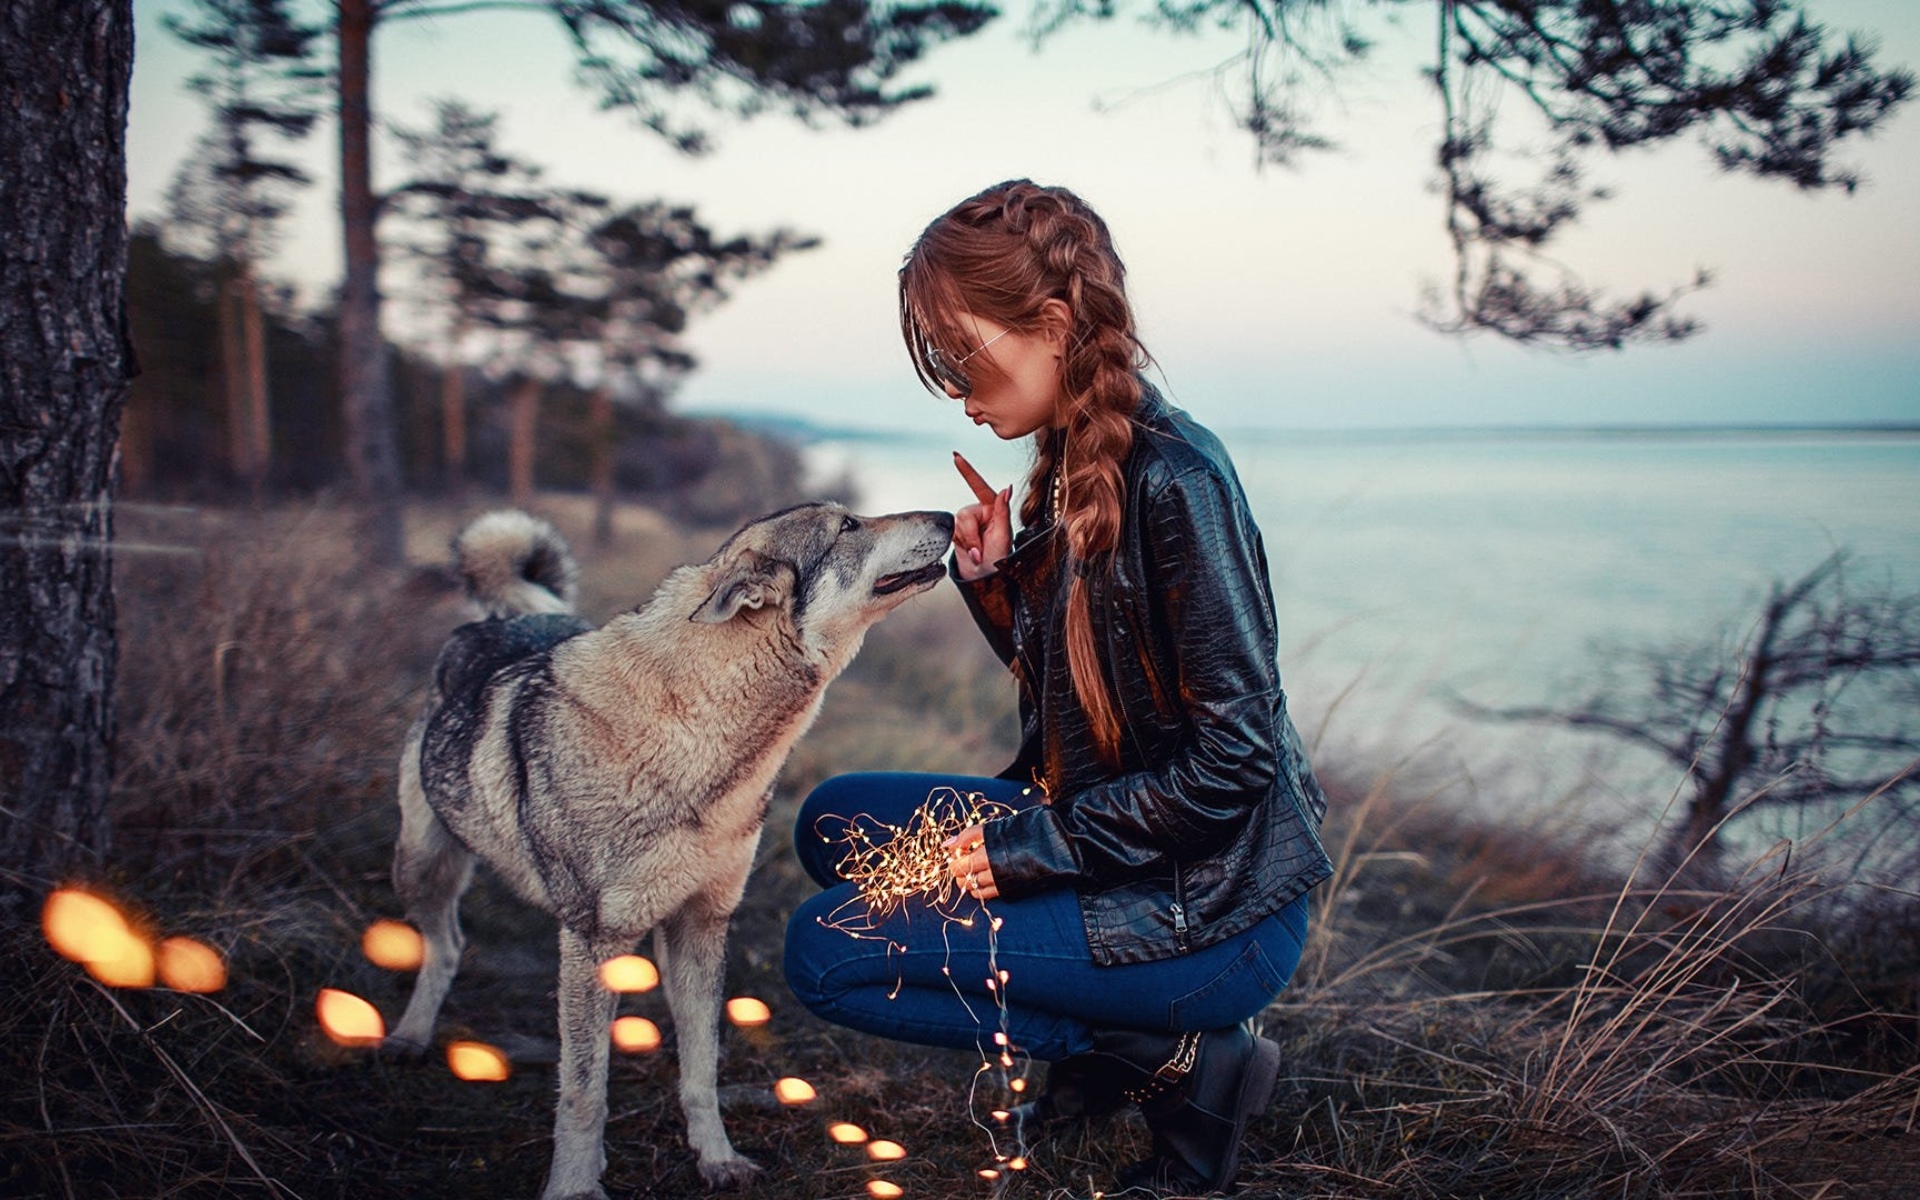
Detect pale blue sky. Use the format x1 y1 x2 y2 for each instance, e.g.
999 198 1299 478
127 1 1920 433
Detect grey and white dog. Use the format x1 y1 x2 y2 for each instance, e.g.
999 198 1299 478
384 503 953 1198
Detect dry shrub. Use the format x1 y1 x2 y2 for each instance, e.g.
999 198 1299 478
1246 761 1920 1199
110 503 458 893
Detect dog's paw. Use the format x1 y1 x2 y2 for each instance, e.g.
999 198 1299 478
697 1154 761 1191
377 1033 430 1060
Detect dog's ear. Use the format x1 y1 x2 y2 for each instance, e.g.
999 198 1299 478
690 552 792 624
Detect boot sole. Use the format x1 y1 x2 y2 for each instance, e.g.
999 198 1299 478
1214 1035 1281 1192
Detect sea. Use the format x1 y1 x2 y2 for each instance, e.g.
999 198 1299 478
800 424 1920 844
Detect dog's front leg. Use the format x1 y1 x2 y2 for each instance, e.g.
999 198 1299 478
543 925 619 1200
661 888 760 1188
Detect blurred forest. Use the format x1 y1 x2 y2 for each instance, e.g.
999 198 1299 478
122 221 821 526
121 0 863 532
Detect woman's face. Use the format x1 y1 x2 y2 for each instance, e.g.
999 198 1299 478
939 311 1065 441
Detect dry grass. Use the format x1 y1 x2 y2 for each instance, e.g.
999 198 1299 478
4 496 1916 1199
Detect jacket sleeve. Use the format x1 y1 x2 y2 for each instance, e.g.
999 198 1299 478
952 555 1017 666
985 463 1281 896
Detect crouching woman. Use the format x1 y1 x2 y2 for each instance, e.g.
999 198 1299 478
784 179 1333 1196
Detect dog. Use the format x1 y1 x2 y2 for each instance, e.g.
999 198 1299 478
384 503 953 1198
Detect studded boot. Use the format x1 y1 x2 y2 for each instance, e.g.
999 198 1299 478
1096 1023 1282 1195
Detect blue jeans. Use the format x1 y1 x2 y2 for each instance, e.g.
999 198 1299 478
783 772 1309 1063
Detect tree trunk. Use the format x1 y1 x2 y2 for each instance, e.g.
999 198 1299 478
508 375 540 509
0 0 136 878
336 0 404 563
590 384 615 547
241 268 270 506
219 272 250 487
441 323 467 500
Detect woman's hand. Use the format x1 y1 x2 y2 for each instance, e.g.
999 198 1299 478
943 823 999 902
952 452 1012 581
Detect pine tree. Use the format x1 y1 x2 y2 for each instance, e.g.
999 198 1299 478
332 0 995 563
1037 0 1913 349
0 0 137 876
163 0 326 503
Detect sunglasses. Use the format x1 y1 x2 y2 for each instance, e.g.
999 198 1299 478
924 325 1013 398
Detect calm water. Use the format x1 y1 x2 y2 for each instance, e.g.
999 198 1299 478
806 427 1920 820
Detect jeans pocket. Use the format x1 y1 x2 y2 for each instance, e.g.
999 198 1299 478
1167 939 1285 1030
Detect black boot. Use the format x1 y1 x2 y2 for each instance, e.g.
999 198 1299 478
1095 1023 1282 1196
1008 1051 1133 1144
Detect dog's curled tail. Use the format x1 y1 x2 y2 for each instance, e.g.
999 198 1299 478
452 510 579 618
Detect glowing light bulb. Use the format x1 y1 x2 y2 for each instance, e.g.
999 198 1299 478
361 919 424 970
43 888 155 988
773 1077 816 1105
866 1183 903 1199
447 1040 511 1081
316 988 385 1046
725 996 771 1027
611 1016 661 1052
598 955 659 993
867 1139 906 1161
827 1122 868 1144
157 936 226 993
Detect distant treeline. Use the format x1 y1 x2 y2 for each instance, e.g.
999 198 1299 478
121 226 822 524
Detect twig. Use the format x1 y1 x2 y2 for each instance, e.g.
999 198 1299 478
89 981 304 1200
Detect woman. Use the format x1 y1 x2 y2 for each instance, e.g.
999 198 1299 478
783 179 1332 1196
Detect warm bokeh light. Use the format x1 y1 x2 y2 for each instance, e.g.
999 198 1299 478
611 1016 661 1052
827 1122 868 1144
867 1139 906 1161
316 987 386 1046
866 1183 903 1199
598 954 659 993
43 888 124 960
42 887 156 988
156 936 226 993
1008 1156 1028 1171
773 1077 816 1105
978 1168 1000 1180
447 1040 511 1082
1009 1077 1028 1092
725 996 770 1027
361 919 424 971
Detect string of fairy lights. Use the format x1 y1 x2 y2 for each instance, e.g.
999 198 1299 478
39 786 1042 1194
811 786 1034 1177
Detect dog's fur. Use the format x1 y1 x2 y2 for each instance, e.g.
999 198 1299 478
385 503 952 1199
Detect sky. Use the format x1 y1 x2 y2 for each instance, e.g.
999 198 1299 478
125 1 1920 435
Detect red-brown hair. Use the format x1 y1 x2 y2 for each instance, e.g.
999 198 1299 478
900 179 1150 764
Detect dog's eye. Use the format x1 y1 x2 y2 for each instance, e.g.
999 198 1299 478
840 515 859 533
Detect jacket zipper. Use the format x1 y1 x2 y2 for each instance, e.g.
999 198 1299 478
1171 862 1191 953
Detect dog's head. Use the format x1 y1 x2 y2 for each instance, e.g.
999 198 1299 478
692 503 954 665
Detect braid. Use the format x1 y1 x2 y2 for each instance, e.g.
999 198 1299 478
901 180 1151 765
1006 184 1145 765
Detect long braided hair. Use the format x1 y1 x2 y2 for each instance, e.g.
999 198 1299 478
899 179 1150 765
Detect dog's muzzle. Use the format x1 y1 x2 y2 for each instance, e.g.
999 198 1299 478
873 562 945 596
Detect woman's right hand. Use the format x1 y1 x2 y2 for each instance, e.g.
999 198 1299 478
952 452 1012 581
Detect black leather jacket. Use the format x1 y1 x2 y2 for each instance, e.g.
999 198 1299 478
957 386 1332 966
